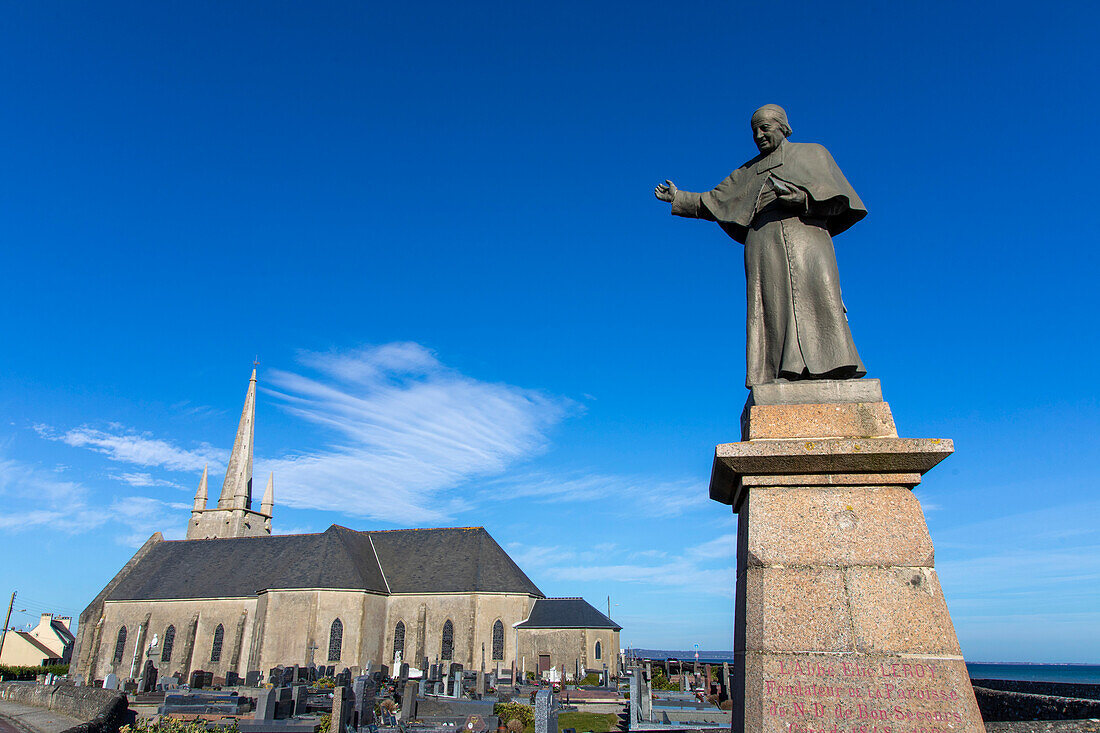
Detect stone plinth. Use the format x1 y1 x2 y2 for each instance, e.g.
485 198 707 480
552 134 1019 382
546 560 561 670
710 380 985 733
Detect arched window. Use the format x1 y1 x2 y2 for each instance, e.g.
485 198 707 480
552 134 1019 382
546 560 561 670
393 621 405 660
328 619 343 661
161 625 176 662
594 641 602 660
441 619 454 661
112 626 127 663
492 620 504 661
210 624 224 662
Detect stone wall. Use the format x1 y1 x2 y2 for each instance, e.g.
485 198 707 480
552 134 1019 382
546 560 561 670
972 680 1100 701
92 597 258 682
517 627 621 678
382 593 535 669
974 686 1100 722
0 682 129 733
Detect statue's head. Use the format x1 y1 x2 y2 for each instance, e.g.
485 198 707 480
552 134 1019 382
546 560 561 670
751 104 791 155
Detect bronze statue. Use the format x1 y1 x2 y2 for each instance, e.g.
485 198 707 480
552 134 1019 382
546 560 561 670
655 104 868 388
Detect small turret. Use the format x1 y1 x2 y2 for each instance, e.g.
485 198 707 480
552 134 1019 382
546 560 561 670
192 465 209 512
261 472 275 517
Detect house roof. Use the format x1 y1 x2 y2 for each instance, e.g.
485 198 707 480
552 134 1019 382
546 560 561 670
49 620 75 644
106 525 543 601
515 598 622 631
12 631 58 658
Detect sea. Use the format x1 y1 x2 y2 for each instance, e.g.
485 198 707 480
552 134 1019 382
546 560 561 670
627 651 1100 685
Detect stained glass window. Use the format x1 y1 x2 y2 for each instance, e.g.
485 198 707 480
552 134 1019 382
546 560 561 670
113 626 127 663
328 618 343 661
595 641 602 660
161 625 175 662
393 621 405 660
491 620 504 661
441 620 453 661
210 624 224 662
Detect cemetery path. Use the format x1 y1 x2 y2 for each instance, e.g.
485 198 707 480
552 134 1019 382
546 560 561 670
0 700 81 733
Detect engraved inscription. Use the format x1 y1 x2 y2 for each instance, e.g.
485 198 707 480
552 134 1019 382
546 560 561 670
761 657 971 733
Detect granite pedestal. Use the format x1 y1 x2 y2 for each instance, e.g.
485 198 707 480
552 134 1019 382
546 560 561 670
709 380 984 733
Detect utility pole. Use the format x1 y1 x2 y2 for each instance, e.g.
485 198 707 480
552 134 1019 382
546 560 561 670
0 591 16 662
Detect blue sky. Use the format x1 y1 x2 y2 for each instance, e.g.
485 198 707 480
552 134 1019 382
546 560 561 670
2 1 1099 663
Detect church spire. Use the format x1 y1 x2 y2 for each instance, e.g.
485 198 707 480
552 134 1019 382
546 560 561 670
192 465 209 512
218 368 256 511
261 472 275 517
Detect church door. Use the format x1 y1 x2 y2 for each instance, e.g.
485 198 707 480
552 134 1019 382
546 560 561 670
538 655 550 676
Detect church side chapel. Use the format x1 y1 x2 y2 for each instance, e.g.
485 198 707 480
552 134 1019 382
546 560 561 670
72 371 620 686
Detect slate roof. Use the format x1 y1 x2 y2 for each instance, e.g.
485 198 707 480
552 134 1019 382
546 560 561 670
106 525 543 601
515 598 622 631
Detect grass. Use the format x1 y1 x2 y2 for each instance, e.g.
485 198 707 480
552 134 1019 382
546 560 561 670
522 712 619 733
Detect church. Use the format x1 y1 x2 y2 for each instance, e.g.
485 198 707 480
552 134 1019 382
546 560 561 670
72 371 620 685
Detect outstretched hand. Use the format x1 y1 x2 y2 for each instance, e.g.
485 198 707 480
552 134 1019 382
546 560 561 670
654 180 677 203
772 178 807 208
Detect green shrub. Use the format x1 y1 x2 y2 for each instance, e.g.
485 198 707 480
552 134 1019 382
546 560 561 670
122 720 239 733
650 672 679 691
316 676 335 688
577 673 601 686
319 713 331 732
494 702 534 728
0 664 70 681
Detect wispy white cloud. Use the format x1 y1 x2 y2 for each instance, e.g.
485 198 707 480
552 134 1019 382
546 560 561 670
0 456 111 532
0 455 189 545
34 424 223 473
545 561 734 597
485 471 709 518
111 472 182 489
261 343 575 523
513 535 735 597
108 496 187 547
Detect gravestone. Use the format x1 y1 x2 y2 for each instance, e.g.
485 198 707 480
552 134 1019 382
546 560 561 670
399 662 410 683
246 670 261 687
335 668 351 687
721 662 731 702
140 659 158 693
533 690 557 733
475 671 485 696
189 670 205 689
356 676 379 727
330 686 349 733
378 664 389 679
628 670 642 725
157 676 179 691
710 380 983 733
639 670 652 722
103 673 119 690
400 680 418 723
255 688 278 721
291 685 308 716
226 671 242 687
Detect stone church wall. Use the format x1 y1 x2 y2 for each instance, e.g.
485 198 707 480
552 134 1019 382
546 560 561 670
382 593 536 669
95 597 258 682
517 627 620 678
254 589 386 671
